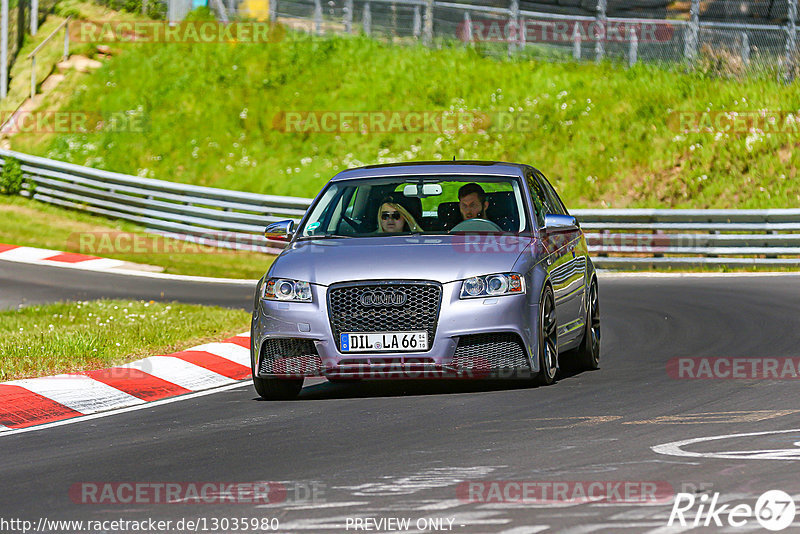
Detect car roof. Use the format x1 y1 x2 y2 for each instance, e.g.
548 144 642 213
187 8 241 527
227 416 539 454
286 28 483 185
329 161 534 182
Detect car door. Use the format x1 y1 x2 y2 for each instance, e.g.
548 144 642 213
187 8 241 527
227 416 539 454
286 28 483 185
525 171 569 327
534 171 586 342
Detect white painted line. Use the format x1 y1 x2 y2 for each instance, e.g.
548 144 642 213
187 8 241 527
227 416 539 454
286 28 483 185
652 427 800 460
120 356 235 390
5 375 145 414
190 342 250 366
0 255 258 285
73 258 127 269
0 381 251 436
415 499 464 511
598 271 800 279
495 527 550 534
0 247 61 262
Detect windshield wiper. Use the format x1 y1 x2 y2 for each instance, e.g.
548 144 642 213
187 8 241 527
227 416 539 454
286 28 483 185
296 234 353 240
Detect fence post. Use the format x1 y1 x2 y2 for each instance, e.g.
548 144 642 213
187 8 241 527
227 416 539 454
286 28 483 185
413 5 421 39
30 57 36 98
269 0 277 22
741 31 749 66
684 0 699 63
785 0 797 83
64 22 69 61
594 0 606 62
422 0 433 45
1 0 7 99
572 23 581 59
462 10 471 45
31 0 38 35
313 0 322 35
344 0 353 33
508 0 519 56
628 27 637 67
363 2 371 36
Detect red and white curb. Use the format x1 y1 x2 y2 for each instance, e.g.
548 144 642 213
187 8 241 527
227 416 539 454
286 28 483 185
0 332 252 432
0 243 144 271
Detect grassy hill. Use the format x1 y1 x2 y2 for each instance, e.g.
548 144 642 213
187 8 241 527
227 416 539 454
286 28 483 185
10 24 800 208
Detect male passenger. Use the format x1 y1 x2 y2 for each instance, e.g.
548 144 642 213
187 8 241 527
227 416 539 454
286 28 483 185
458 183 489 221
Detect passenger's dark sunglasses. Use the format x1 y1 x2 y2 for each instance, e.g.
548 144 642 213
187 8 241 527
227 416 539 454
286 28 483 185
381 211 402 221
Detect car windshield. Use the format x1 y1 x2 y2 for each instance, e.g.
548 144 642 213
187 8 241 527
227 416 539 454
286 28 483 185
298 175 529 238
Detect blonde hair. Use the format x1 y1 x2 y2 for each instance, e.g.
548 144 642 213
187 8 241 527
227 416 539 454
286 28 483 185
377 202 423 233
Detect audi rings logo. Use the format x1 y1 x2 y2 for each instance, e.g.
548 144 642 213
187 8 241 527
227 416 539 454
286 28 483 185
359 290 407 307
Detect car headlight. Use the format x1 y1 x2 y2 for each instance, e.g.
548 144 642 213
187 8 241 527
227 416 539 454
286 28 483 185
460 273 525 299
261 278 313 302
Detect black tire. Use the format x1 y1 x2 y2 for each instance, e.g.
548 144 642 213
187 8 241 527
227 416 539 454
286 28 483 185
252 373 303 400
533 286 558 386
574 278 600 370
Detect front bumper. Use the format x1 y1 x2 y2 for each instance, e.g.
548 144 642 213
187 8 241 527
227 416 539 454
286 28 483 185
252 281 539 379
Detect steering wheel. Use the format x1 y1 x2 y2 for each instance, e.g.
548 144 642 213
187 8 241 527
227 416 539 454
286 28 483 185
449 218 503 232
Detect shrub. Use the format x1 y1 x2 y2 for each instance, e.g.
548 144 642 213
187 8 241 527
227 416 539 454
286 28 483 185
0 157 24 195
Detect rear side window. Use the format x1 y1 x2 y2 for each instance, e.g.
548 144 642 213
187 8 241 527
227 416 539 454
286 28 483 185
535 172 568 215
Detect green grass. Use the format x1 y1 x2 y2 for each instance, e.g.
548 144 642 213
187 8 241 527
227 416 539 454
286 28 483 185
8 28 800 209
0 195 274 278
0 299 249 380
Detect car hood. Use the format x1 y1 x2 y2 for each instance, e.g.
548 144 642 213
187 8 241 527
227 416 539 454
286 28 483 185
270 235 535 286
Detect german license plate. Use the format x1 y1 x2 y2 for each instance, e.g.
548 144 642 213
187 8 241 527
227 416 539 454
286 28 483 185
340 332 428 352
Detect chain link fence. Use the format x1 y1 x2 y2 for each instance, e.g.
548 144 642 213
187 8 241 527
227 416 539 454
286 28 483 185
235 0 800 80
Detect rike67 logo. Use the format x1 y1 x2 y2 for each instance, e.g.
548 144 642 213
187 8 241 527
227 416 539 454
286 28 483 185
668 490 796 531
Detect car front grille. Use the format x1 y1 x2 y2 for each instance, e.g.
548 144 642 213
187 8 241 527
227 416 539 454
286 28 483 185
258 338 323 377
451 333 530 370
327 282 442 352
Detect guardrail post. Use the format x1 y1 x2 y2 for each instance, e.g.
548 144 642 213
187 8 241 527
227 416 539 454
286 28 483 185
741 31 749 66
422 0 433 46
413 5 421 40
508 0 519 56
344 0 353 33
462 11 471 45
684 0 699 64
1 0 8 99
785 0 797 83
390 2 397 41
313 0 323 35
628 27 637 67
594 0 606 62
363 2 371 36
572 22 581 60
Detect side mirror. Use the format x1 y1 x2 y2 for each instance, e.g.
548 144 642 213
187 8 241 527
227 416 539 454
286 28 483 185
264 220 296 241
543 214 579 230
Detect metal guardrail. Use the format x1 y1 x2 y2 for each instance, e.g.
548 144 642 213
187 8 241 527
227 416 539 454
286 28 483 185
2 148 799 268
27 16 71 99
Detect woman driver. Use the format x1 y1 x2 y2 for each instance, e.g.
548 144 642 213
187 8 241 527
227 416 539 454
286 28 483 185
377 196 423 233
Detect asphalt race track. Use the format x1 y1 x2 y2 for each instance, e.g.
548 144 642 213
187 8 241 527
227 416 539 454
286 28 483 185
2 260 800 533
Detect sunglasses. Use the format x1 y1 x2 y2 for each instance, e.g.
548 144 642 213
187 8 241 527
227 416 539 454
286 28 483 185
381 211 403 221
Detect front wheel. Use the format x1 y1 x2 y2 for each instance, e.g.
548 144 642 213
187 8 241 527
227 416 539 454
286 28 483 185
533 286 558 386
253 374 303 400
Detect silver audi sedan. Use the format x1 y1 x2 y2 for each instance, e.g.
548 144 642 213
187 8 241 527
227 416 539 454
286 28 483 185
250 161 599 400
